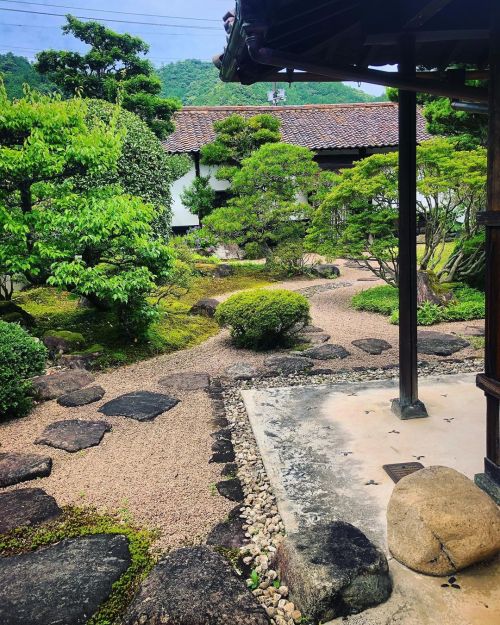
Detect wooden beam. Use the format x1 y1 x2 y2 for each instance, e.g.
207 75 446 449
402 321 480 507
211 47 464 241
403 0 456 30
366 29 488 45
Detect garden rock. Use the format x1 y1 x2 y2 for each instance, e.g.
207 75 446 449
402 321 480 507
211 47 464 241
99 391 179 422
299 332 331 345
57 385 105 407
216 477 244 502
35 419 111 453
417 331 470 356
274 521 392 621
464 325 485 337
224 362 264 380
211 439 235 463
0 300 35 328
221 463 238 477
299 325 325 333
0 488 61 533
214 263 235 278
387 465 500 575
42 330 85 355
352 338 392 355
57 347 103 370
0 534 131 625
122 546 269 625
299 344 351 360
311 264 340 278
206 505 246 549
158 372 210 391
264 355 315 374
0 453 52 488
189 298 220 317
31 370 95 400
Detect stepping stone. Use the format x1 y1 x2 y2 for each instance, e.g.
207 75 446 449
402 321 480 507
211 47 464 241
352 338 392 355
0 488 61 534
0 534 131 625
299 344 351 360
311 263 340 278
57 385 105 407
189 298 219 317
300 325 325 333
158 372 211 391
275 521 392 622
210 439 235 463
206 505 247 549
216 478 244 502
99 391 179 422
464 325 485 337
122 546 269 625
0 453 52 488
417 331 470 356
357 276 379 282
264 355 315 374
221 463 238 477
35 419 111 453
31 370 95 401
300 332 331 345
224 362 264 380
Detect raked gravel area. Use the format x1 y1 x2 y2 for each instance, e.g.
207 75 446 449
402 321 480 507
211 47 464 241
0 261 484 553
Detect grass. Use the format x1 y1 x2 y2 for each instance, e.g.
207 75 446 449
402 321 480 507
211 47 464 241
416 241 455 273
14 266 274 370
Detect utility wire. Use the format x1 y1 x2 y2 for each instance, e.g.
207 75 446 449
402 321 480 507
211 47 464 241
0 0 220 22
0 21 222 36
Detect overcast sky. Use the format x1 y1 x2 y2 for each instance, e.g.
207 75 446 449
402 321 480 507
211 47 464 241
0 0 385 95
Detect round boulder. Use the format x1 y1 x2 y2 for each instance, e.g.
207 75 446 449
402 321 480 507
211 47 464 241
387 465 500 575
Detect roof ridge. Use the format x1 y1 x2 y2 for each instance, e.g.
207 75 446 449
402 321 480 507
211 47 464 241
179 102 395 112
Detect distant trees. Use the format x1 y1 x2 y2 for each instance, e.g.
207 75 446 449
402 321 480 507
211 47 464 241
0 53 56 99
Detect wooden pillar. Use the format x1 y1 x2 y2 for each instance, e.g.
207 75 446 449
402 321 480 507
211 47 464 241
475 3 500 502
391 35 428 420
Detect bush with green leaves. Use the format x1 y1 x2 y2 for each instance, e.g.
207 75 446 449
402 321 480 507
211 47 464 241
267 241 312 277
0 321 47 419
215 288 310 349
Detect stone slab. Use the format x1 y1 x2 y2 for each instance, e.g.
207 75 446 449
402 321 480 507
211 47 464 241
31 370 95 401
417 331 470 356
224 362 264 380
352 338 392 355
0 534 131 625
299 344 351 360
264 355 315 374
99 391 179 422
57 385 105 407
0 488 61 533
158 372 211 391
35 419 111 453
0 453 52 488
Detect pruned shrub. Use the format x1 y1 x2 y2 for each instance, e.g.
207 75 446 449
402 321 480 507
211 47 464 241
215 288 310 349
0 321 47 419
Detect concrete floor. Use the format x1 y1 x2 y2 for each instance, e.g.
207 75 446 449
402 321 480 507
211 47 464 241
242 374 500 625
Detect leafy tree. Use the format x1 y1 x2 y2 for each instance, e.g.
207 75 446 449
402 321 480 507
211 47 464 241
0 53 56 99
35 16 180 138
180 175 216 221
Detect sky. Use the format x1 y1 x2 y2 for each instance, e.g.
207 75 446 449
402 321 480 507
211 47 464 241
0 0 385 96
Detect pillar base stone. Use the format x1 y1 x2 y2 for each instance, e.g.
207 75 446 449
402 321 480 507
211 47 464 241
474 473 500 505
391 398 428 420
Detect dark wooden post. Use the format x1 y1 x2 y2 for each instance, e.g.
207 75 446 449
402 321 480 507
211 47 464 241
475 3 500 503
391 35 428 420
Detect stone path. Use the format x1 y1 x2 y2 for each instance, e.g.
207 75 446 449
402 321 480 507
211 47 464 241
0 488 61 533
99 390 179 421
35 419 111 452
0 453 52 487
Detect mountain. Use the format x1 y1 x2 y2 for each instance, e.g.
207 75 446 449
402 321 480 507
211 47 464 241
0 53 56 99
157 59 386 106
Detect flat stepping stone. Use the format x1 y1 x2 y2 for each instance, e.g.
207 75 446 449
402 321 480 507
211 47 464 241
35 419 111 453
300 325 325 333
0 453 52 488
264 355 314 374
99 391 179 422
0 488 61 533
31 370 95 401
122 546 269 625
216 477 244 502
57 385 105 407
299 344 351 360
417 331 470 356
158 372 211 391
300 332 331 345
464 325 485 337
0 534 131 625
352 338 392 355
206 505 246 549
224 362 264 380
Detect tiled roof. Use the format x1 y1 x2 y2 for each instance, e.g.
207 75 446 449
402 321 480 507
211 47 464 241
163 102 431 153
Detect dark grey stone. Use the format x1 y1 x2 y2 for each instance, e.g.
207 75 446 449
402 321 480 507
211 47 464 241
352 338 392 355
189 298 220 317
57 385 105 407
0 488 61 533
35 419 111 453
206 506 247 549
211 417 230 429
123 546 269 625
0 453 52 488
210 439 235 463
211 429 232 442
264 355 315 374
311 264 341 278
99 391 179 422
158 372 211 391
224 362 264 380
417 331 470 356
221 463 238 477
274 521 392 622
300 332 331 345
31 370 95 401
216 478 244 502
300 344 351 360
0 534 131 625
214 263 235 278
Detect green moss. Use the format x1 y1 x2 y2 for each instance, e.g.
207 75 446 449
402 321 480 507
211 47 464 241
0 506 157 625
43 329 85 346
71 343 105 355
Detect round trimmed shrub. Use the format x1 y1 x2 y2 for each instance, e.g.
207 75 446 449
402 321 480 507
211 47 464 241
215 288 310 349
0 321 47 419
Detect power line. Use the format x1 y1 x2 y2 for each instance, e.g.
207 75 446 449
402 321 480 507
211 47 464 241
0 0 221 22
0 21 222 36
0 7 222 29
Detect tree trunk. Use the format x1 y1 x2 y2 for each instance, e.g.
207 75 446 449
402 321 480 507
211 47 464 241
416 271 452 306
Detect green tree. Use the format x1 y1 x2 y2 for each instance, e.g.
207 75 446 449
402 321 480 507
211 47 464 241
35 16 180 138
0 53 56 99
180 175 216 221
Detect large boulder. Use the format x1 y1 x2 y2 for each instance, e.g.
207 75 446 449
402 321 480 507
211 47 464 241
189 298 220 318
0 452 52 488
0 488 61 533
274 521 392 622
387 466 500 576
42 330 85 356
31 370 95 401
0 534 131 625
122 546 270 625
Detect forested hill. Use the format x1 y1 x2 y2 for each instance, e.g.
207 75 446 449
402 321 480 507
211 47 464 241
157 59 386 106
0 53 56 98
